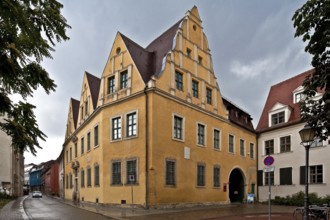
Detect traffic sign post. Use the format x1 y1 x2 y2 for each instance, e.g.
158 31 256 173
264 156 275 220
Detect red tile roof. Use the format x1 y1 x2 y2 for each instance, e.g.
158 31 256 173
70 98 80 129
85 72 101 109
256 69 314 132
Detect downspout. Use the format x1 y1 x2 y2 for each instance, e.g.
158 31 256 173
144 86 149 209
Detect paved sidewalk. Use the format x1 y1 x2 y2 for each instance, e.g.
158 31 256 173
0 196 28 220
50 196 298 220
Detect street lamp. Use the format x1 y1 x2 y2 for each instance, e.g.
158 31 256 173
299 124 316 220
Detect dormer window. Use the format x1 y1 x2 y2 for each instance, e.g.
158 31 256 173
294 92 305 103
271 111 284 126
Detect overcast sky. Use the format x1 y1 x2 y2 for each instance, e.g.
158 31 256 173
24 0 312 164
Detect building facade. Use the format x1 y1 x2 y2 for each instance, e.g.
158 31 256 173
63 6 257 207
256 69 329 201
29 165 43 192
0 115 24 196
41 160 59 196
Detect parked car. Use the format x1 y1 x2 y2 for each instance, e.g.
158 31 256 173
32 191 42 198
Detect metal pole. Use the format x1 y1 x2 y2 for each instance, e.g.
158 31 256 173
268 171 271 220
303 145 310 220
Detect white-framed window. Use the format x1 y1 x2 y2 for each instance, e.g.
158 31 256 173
240 139 245 156
172 113 184 141
249 143 254 159
213 129 221 150
280 135 291 153
265 139 274 155
120 70 128 89
107 75 115 94
81 169 85 188
271 111 285 126
310 165 323 184
94 124 99 147
111 115 122 141
206 87 212 104
311 137 323 148
81 136 84 155
87 131 91 151
192 80 199 98
197 122 206 146
87 166 91 187
126 111 138 138
228 134 235 153
175 71 183 91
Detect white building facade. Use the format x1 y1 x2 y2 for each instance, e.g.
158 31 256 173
256 70 329 201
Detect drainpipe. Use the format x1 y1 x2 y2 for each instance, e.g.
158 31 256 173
144 86 149 209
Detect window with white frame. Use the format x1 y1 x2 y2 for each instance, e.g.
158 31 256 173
249 143 254 159
280 136 291 153
81 137 84 155
87 167 91 187
111 161 121 185
192 80 199 98
228 134 234 153
112 116 122 140
197 123 205 146
87 132 91 151
310 165 323 184
173 115 183 140
311 137 323 148
265 171 274 185
271 111 285 126
294 92 305 103
175 71 183 91
206 88 212 104
265 139 274 155
240 139 245 156
126 112 137 137
94 125 99 147
107 76 115 94
120 70 128 89
165 160 176 186
213 129 220 150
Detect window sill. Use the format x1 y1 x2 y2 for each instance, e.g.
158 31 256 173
197 144 206 148
165 184 176 188
110 183 123 186
196 186 206 188
213 148 221 152
125 135 138 140
172 137 184 143
125 183 139 186
94 145 99 149
111 138 122 143
278 150 293 154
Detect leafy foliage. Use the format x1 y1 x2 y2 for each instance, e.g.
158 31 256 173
0 0 70 155
273 191 330 207
292 0 330 140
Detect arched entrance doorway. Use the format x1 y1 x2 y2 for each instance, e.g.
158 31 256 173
229 168 245 203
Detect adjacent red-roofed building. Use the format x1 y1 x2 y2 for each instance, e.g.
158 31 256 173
256 69 329 201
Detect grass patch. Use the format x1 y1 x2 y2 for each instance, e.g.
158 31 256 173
0 198 14 210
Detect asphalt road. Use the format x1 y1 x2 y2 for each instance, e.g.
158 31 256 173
24 195 112 220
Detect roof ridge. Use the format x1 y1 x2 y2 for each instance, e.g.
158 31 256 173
120 32 151 53
271 68 314 88
146 18 183 50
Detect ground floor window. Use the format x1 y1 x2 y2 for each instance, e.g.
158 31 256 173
126 159 137 184
87 167 91 187
280 167 292 185
264 171 274 185
310 165 323 184
111 161 121 185
213 166 220 187
197 164 205 186
165 160 175 186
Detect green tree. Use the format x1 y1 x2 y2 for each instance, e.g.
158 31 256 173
292 0 330 140
0 0 70 155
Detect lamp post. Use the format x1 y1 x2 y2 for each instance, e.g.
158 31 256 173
299 124 316 220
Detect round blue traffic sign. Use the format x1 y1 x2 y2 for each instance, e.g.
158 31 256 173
264 156 274 166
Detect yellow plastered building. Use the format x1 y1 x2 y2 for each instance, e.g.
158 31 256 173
63 6 257 208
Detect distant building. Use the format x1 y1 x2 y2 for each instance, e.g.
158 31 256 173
256 69 329 201
24 163 34 194
63 6 256 207
57 149 65 198
29 164 43 191
41 160 59 196
0 115 24 196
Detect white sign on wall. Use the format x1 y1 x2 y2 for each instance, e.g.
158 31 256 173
184 147 190 159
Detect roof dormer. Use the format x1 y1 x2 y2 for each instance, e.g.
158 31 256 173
292 85 305 104
268 102 292 127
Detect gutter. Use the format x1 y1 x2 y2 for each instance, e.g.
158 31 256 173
144 86 149 209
